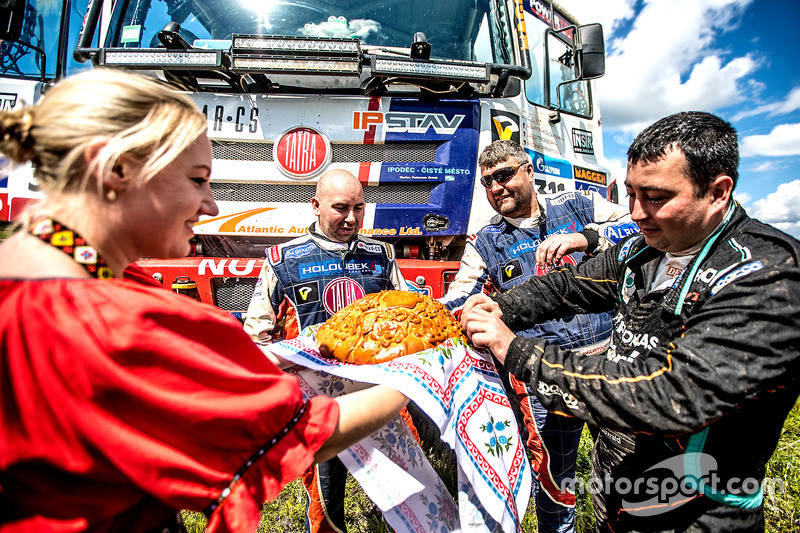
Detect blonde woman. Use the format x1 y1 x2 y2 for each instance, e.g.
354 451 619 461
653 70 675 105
0 69 406 532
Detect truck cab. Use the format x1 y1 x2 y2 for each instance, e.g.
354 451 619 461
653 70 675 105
1 0 611 313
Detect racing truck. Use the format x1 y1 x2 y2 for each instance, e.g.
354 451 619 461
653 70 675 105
0 0 614 316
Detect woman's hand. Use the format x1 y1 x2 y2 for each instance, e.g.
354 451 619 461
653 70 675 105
315 385 409 463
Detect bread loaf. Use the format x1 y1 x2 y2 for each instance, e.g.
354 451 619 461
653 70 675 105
316 290 466 364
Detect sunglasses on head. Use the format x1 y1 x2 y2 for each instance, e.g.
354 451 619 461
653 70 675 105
480 163 524 188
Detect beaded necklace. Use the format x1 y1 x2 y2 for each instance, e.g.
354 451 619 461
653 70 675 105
28 217 115 279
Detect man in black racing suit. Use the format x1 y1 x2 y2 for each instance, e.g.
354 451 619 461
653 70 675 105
460 111 800 532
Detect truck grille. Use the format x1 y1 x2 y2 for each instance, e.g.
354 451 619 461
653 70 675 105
213 277 258 311
212 141 439 162
211 182 433 204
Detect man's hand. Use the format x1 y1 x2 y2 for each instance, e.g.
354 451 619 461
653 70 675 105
460 293 501 328
460 294 515 365
535 233 589 268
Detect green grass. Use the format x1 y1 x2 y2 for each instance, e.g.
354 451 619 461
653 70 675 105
183 399 800 532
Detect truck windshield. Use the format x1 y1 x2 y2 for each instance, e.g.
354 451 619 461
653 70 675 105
109 0 508 64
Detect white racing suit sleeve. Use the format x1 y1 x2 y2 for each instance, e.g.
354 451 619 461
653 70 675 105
581 190 635 252
242 260 281 345
388 244 409 291
438 239 490 313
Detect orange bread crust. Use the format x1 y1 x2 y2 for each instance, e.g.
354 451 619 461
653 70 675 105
316 290 467 364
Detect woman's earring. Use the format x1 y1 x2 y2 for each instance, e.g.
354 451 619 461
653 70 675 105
106 189 117 202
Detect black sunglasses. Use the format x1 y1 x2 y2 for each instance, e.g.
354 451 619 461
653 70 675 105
480 163 524 188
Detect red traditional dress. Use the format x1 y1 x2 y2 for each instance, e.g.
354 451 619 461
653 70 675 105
0 225 338 532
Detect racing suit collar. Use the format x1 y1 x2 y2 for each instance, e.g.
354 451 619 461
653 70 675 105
502 201 545 229
308 222 358 252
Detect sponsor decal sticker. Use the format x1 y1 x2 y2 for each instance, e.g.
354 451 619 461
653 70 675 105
299 260 342 280
269 246 281 264
352 111 465 135
1 93 18 111
357 241 383 254
293 281 320 304
274 126 331 179
537 381 580 410
120 25 141 43
501 259 524 283
602 222 640 243
284 241 316 260
509 238 540 258
573 165 606 185
490 109 521 143
617 238 636 261
532 151 572 179
406 279 432 296
710 261 763 295
323 277 366 314
571 128 594 155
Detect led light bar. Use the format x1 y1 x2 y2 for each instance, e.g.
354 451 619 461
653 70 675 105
233 34 360 55
231 55 361 75
372 56 490 82
99 49 222 69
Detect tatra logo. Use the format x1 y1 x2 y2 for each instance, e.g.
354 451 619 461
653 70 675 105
571 128 594 155
323 277 365 314
274 126 331 179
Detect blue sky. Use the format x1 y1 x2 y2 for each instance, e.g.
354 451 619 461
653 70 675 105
567 0 800 237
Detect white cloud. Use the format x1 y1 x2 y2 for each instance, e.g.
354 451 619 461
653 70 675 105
578 0 757 132
733 191 751 206
740 123 800 157
733 86 800 121
747 180 800 238
771 221 800 239
750 161 780 172
563 0 636 36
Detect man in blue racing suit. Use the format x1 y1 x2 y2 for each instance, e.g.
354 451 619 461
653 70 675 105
440 140 635 533
243 169 410 533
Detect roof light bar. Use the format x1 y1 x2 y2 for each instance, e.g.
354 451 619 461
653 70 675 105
99 49 222 69
232 55 361 74
231 34 362 76
233 34 360 55
372 56 490 82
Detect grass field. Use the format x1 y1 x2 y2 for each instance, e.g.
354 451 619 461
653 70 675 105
183 399 800 532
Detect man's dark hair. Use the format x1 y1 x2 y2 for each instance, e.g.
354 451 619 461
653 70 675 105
627 111 739 195
478 139 529 169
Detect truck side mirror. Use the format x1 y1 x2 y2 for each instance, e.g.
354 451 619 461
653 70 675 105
575 23 605 80
0 0 25 41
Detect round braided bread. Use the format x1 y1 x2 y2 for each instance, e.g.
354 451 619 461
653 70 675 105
316 290 466 364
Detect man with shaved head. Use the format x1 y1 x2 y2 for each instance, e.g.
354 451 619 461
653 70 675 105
244 169 409 533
